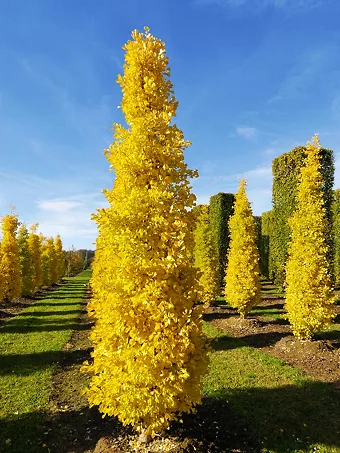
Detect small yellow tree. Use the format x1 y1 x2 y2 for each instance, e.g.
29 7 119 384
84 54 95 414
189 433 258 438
193 205 220 305
50 237 58 285
55 235 65 281
224 180 260 317
28 224 43 290
0 213 22 301
285 135 335 340
83 27 208 439
0 241 4 301
41 236 55 286
18 223 35 296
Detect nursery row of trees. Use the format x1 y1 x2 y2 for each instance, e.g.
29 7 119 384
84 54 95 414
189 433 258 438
194 135 335 340
0 212 89 302
83 27 336 441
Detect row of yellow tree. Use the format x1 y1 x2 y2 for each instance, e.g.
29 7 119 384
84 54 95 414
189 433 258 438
82 26 335 442
194 135 335 341
0 214 65 301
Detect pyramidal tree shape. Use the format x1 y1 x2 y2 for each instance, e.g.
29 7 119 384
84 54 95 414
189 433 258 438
193 205 220 305
27 223 43 290
285 135 335 340
224 180 260 318
0 213 22 301
83 27 209 439
18 223 35 296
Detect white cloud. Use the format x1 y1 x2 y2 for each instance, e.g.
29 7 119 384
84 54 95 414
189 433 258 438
236 126 258 140
0 168 110 249
193 163 273 215
36 194 108 248
38 200 83 212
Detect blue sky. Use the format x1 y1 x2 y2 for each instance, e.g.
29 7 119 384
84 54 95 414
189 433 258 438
1 0 340 249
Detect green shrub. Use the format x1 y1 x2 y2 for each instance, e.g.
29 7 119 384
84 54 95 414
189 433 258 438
259 211 272 279
209 192 235 290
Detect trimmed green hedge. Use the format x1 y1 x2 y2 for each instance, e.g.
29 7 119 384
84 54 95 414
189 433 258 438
209 192 235 290
260 211 272 279
271 146 334 287
332 189 340 284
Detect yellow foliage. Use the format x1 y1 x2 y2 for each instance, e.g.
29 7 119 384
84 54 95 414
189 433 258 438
83 27 209 437
41 236 56 286
55 235 65 281
18 223 35 296
285 135 335 340
225 180 260 317
28 223 43 289
0 214 22 301
193 205 220 305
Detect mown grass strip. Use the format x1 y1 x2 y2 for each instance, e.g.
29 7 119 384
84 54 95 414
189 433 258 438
0 270 91 453
203 322 340 453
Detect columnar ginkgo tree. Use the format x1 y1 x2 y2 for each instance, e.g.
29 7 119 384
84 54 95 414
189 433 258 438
83 27 208 440
285 135 335 340
27 223 43 290
41 236 56 286
0 213 22 301
193 205 220 305
18 223 35 296
55 234 65 281
224 180 260 318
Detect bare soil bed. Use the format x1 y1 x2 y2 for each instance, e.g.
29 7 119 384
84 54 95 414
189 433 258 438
0 281 68 326
205 284 340 385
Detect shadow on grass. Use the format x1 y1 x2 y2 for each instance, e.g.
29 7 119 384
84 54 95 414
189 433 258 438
209 329 291 350
210 334 242 351
208 380 340 453
315 327 340 347
19 310 87 317
0 322 91 335
253 303 284 311
33 302 88 307
203 310 235 322
261 317 290 326
0 347 92 376
1 381 339 453
239 331 291 348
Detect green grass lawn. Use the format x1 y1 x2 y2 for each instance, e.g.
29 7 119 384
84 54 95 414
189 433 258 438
0 270 91 453
1 273 339 453
203 322 340 453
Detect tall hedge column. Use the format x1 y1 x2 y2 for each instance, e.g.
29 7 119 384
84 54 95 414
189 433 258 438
209 192 235 290
271 145 334 287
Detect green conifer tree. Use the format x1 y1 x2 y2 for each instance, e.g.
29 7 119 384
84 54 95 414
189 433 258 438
193 205 220 305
